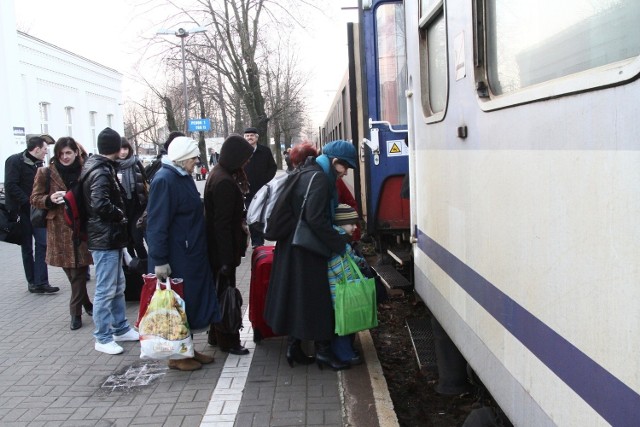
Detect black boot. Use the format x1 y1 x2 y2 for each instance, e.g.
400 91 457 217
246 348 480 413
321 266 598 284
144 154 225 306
207 325 217 346
286 337 315 367
314 341 349 371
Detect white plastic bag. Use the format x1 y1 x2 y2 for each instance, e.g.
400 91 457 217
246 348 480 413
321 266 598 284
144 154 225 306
139 277 194 360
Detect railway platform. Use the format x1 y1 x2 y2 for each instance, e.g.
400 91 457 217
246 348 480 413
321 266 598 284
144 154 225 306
0 178 398 427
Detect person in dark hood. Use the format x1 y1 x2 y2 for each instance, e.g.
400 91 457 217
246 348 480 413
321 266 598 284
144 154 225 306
204 135 254 355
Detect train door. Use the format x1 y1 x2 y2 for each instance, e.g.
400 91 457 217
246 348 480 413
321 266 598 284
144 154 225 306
360 0 410 248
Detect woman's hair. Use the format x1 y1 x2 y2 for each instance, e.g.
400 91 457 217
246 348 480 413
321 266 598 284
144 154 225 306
289 142 318 167
120 137 133 159
53 137 80 159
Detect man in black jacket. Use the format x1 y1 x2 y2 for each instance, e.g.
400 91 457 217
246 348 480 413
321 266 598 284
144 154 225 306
4 135 58 293
243 127 277 247
83 127 138 355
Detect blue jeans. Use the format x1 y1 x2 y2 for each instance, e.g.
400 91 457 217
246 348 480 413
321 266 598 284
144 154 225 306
91 249 131 344
20 208 49 287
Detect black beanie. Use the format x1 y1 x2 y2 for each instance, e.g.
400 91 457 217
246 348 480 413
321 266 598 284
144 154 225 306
97 127 122 155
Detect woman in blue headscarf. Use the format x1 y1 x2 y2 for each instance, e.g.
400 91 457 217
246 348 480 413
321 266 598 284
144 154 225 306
264 140 357 371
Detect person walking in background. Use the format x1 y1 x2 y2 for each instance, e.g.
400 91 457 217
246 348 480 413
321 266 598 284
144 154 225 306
83 127 138 355
4 135 58 294
146 136 220 371
209 148 219 167
31 137 93 330
117 137 148 261
243 127 277 248
204 135 254 356
264 140 358 371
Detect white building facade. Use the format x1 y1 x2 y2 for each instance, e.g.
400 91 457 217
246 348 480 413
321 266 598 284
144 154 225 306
0 0 123 179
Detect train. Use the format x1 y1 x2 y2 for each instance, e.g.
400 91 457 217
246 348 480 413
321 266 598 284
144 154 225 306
320 1 640 426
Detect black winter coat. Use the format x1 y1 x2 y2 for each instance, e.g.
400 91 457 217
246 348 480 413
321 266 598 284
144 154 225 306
81 155 128 250
244 144 277 207
4 150 43 213
264 163 347 341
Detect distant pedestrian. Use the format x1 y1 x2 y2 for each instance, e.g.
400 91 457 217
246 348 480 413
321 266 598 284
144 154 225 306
147 136 220 371
243 127 277 247
4 135 58 294
31 137 93 330
83 127 138 355
209 148 219 166
204 135 254 356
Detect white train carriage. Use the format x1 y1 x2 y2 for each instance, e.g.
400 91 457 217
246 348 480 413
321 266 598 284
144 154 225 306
403 0 640 425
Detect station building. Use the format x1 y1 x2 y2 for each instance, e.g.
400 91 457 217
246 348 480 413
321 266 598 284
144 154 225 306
0 0 123 179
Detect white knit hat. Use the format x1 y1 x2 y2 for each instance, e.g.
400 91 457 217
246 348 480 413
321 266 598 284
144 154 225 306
168 137 199 162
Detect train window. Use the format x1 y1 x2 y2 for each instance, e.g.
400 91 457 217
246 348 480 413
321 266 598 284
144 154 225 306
486 0 640 96
419 2 447 119
376 2 407 125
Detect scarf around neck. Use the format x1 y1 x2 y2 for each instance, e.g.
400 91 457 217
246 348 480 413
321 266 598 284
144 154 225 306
117 156 138 199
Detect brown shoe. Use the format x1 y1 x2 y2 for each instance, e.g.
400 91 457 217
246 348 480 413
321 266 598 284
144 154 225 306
193 350 215 365
168 358 202 371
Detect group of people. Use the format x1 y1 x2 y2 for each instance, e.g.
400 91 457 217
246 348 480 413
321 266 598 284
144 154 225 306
5 125 373 372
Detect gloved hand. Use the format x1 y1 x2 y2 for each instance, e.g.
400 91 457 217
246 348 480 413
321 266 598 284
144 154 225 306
155 263 171 281
219 264 231 277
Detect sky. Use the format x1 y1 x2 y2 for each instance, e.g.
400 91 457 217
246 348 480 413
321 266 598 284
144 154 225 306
14 0 358 127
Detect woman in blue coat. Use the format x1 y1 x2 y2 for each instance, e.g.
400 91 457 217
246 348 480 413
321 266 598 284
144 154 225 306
147 137 220 371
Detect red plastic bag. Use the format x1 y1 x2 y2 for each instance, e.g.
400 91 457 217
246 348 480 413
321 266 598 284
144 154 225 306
136 274 184 328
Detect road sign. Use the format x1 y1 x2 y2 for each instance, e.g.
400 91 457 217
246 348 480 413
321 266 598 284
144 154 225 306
188 118 211 132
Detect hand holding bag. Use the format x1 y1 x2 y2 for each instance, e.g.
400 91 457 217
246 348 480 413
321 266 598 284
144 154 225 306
30 168 51 228
139 276 194 360
291 172 332 258
334 254 378 336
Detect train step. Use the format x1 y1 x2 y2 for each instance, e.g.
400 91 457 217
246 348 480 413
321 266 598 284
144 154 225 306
386 248 411 266
373 264 412 289
406 317 437 369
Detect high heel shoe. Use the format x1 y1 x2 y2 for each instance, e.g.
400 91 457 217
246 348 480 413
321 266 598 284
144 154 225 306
314 341 349 371
286 338 315 367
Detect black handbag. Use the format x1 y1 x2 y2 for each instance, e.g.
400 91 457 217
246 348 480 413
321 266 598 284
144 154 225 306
215 274 243 334
30 168 50 228
0 210 23 245
291 172 332 258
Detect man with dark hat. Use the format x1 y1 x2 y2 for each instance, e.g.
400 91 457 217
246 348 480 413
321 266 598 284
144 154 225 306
82 127 138 355
242 126 277 248
4 135 58 293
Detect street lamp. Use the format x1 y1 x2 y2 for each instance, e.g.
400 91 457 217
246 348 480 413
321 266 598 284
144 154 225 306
157 27 207 133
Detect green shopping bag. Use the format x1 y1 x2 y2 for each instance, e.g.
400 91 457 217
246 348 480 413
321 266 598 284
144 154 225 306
334 254 378 336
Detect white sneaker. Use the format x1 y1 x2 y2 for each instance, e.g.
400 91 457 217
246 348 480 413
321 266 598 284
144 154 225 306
113 328 139 342
95 341 124 355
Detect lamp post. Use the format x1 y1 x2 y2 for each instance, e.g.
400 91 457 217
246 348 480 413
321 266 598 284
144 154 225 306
157 27 207 133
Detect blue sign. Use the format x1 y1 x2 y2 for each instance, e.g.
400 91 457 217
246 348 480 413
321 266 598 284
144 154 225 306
188 118 211 132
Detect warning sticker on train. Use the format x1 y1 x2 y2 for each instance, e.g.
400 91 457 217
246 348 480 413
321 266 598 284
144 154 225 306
387 139 408 157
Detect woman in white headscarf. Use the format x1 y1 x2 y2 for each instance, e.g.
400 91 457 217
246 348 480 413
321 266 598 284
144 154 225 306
146 137 221 371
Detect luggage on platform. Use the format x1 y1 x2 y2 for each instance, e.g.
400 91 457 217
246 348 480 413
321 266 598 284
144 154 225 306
124 264 144 301
249 245 279 343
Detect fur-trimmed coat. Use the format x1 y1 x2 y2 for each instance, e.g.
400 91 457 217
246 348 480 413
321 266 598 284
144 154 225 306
30 163 92 268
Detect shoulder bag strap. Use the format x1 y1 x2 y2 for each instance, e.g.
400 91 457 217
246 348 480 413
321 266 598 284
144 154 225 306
297 172 318 221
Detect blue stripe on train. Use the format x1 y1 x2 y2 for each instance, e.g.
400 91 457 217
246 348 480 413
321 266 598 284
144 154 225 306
417 229 640 426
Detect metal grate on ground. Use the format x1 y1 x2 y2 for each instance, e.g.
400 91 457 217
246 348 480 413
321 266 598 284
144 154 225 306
406 317 437 369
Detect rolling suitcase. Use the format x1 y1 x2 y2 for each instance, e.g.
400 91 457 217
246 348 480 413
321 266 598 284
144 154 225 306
249 245 279 342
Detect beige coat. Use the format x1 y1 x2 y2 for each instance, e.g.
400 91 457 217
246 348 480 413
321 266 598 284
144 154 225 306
30 164 92 268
